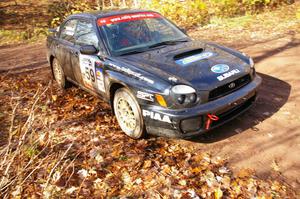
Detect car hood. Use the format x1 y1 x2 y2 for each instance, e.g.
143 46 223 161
116 41 251 91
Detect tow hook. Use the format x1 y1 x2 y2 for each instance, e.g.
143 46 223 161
205 114 219 130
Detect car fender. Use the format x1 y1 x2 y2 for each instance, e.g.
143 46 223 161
105 64 172 113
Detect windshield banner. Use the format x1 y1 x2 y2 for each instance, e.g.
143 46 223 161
97 12 161 26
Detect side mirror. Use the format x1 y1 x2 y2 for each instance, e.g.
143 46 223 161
80 45 99 55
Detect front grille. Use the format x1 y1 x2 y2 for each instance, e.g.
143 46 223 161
211 95 256 128
209 74 251 101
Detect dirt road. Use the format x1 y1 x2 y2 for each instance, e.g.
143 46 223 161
0 34 299 190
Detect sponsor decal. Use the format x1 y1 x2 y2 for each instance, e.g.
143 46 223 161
95 61 104 68
79 54 105 92
142 110 171 123
136 91 154 102
217 69 240 81
97 12 161 26
168 76 178 82
211 64 230 73
109 63 154 84
96 69 102 79
95 68 105 92
175 52 214 66
82 58 92 67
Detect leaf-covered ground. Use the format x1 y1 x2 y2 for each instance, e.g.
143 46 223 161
0 69 296 198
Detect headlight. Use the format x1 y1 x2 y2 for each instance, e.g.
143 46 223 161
171 85 195 94
171 85 197 105
249 57 255 68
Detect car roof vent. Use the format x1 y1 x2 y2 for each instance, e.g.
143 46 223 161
173 48 204 60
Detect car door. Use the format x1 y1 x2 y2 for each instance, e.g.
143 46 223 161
69 19 107 95
56 19 78 80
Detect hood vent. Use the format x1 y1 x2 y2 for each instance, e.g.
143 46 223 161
173 48 204 60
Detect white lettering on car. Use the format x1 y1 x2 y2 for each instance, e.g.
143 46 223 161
217 69 240 81
168 76 178 82
109 63 154 84
136 91 154 102
142 110 171 123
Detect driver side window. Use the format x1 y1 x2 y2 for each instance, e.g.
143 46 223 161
74 20 99 49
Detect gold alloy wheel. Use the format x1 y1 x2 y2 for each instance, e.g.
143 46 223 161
115 97 137 132
113 88 145 138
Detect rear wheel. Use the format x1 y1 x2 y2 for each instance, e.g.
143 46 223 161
52 58 70 89
113 88 145 139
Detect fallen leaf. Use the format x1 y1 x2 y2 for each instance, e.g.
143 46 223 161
237 168 254 178
52 95 57 101
65 186 78 194
214 187 223 199
271 160 280 172
77 169 89 179
143 160 152 169
135 178 142 185
179 179 187 186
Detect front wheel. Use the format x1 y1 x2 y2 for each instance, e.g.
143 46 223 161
113 88 145 139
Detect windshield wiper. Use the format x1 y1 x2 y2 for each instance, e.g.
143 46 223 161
148 39 189 49
119 49 147 56
118 39 189 56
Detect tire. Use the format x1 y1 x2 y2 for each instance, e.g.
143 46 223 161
52 58 71 89
113 88 145 139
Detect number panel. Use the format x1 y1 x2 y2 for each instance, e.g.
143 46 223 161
79 54 105 92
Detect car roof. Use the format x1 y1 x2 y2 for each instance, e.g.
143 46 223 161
68 9 158 20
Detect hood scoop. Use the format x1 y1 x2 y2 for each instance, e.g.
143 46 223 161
173 48 215 66
173 48 204 60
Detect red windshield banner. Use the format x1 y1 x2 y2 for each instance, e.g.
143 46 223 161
97 12 161 26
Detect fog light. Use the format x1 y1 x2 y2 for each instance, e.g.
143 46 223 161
180 116 203 133
177 95 185 104
189 93 196 103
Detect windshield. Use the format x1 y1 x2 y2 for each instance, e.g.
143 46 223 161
98 12 188 56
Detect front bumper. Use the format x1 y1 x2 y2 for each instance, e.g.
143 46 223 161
141 75 262 138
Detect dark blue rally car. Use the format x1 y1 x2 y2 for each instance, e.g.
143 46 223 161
46 9 262 139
